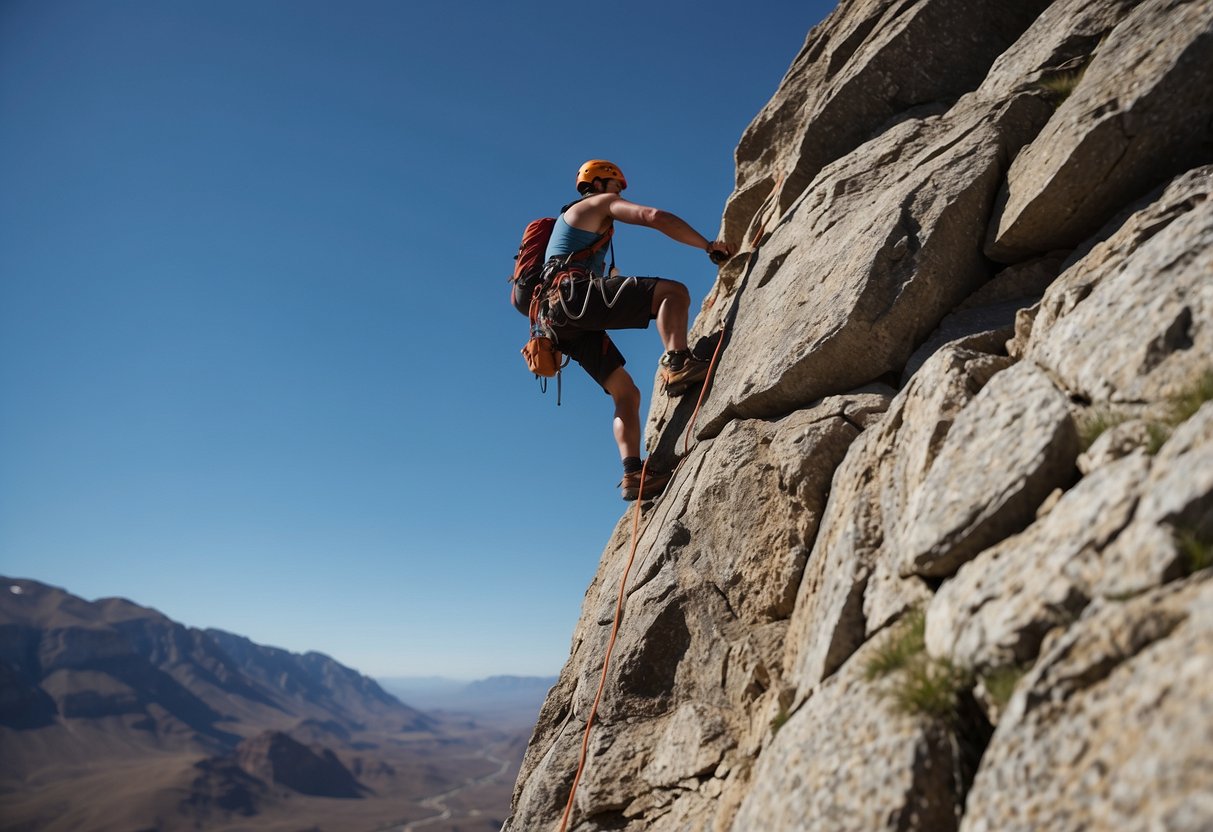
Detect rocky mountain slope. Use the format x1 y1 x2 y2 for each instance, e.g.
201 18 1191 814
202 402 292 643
0 578 512 832
0 577 429 741
505 1 1213 830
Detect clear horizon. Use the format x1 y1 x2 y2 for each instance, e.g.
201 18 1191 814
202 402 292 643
0 0 835 679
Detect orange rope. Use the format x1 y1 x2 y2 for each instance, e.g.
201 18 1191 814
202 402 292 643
556 457 653 832
748 173 785 250
557 330 727 831
682 326 727 457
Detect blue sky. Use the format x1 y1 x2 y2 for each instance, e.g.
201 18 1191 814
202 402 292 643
0 0 833 679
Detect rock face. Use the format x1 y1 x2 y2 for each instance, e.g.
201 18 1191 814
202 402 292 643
505 1 1213 830
961 573 1213 832
732 630 968 832
987 0 1213 261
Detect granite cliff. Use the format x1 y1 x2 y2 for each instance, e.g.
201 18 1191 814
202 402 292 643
505 0 1213 829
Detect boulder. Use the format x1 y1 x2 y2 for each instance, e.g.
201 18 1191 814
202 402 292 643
1076 417 1153 474
640 702 733 790
507 398 888 831
783 345 1010 692
960 574 1213 832
732 630 964 832
901 255 1063 383
987 0 1213 260
898 361 1080 578
723 0 1051 253
1097 402 1213 598
678 398 890 624
974 0 1142 102
925 452 1148 670
699 90 1050 439
1027 166 1213 404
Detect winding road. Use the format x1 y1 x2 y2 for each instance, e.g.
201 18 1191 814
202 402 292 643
394 749 514 831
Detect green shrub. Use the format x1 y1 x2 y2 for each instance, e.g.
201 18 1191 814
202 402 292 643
1033 65 1088 105
981 665 1027 709
866 609 972 723
1145 369 1213 454
1146 422 1172 455
890 657 971 720
864 608 925 680
1178 529 1213 575
769 706 790 737
1078 409 1127 451
1170 369 1213 426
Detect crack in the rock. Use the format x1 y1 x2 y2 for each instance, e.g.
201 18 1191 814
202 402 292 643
1021 603 1188 720
709 581 741 622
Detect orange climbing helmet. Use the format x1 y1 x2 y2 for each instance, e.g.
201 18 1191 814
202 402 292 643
576 159 627 193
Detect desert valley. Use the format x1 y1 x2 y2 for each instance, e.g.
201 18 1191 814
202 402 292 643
0 577 551 832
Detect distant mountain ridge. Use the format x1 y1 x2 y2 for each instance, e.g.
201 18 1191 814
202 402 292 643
0 576 538 830
0 576 463 830
378 674 557 718
465 674 558 695
0 576 428 744
204 628 431 731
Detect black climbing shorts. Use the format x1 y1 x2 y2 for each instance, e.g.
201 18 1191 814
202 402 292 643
554 330 628 391
546 275 663 391
547 274 660 331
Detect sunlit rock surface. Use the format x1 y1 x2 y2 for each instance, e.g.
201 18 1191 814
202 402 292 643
505 1 1213 829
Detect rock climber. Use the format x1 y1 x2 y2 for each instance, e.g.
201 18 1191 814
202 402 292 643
543 159 733 501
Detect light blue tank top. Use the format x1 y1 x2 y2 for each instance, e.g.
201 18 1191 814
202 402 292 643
545 214 608 275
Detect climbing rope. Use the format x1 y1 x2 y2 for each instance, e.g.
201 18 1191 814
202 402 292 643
550 272 640 322
557 331 727 832
556 454 655 832
684 331 726 455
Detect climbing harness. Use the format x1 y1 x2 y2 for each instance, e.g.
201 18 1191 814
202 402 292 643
547 268 638 324
512 209 615 405
523 283 568 400
509 199 615 316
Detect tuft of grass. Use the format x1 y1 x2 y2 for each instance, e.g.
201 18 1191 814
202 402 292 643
769 706 790 737
866 609 972 723
1170 369 1213 426
1078 409 1128 452
1146 422 1172 455
1033 62 1088 105
889 658 971 720
981 665 1027 709
1177 528 1213 575
864 608 925 680
1145 369 1213 454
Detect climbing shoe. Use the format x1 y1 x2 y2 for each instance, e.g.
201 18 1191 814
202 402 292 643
660 352 711 396
620 467 674 502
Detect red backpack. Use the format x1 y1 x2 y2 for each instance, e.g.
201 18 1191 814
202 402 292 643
508 210 615 402
508 212 613 316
